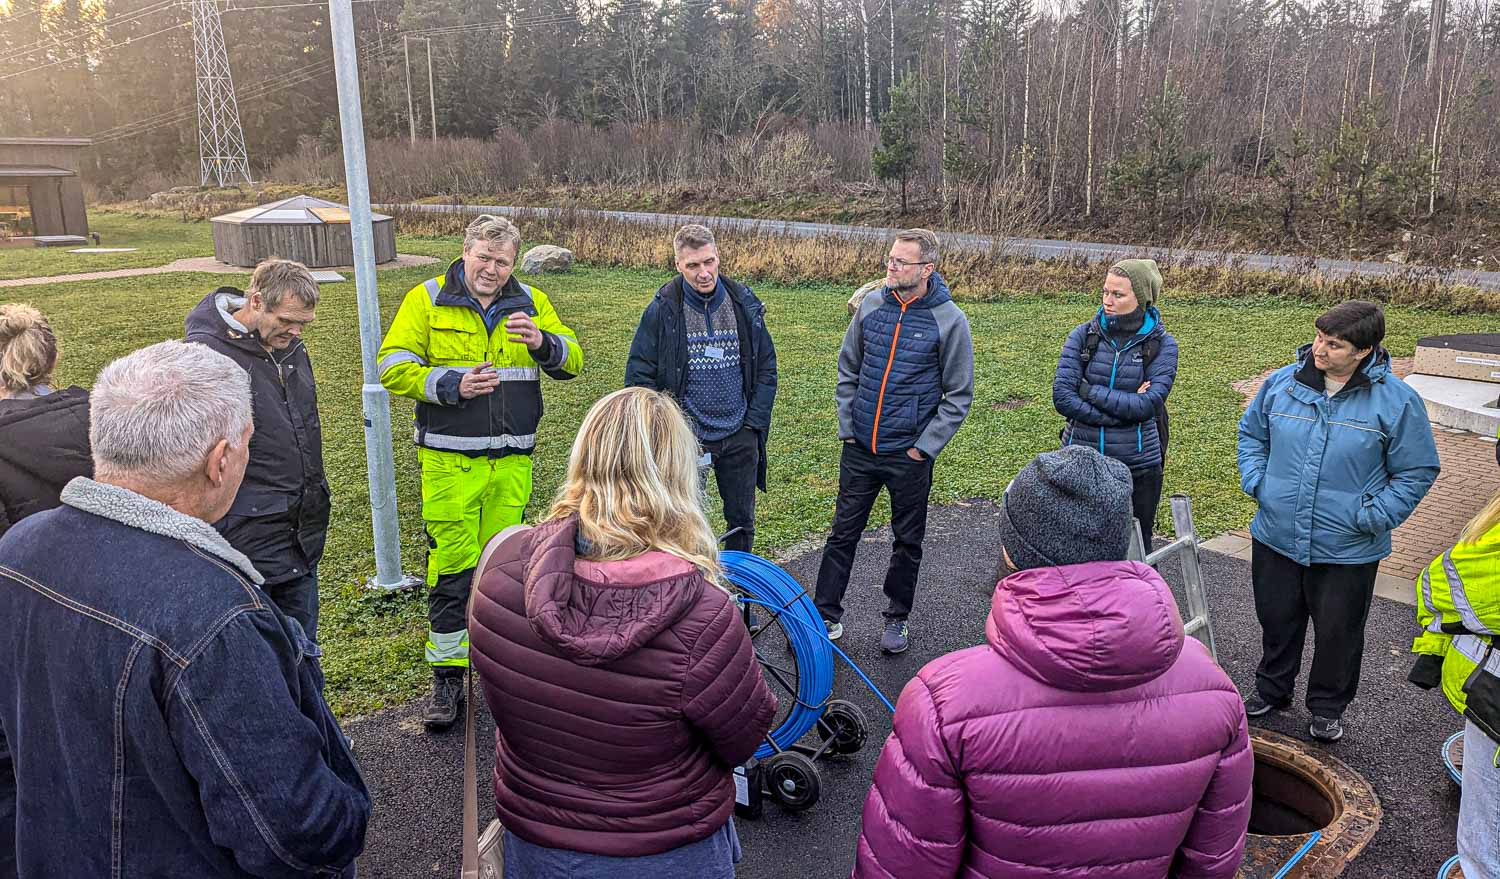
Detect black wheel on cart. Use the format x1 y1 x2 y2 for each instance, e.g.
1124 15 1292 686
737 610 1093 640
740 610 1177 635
816 699 869 755
763 751 821 812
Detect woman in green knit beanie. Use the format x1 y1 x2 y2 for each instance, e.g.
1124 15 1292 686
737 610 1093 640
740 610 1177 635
1050 258 1179 538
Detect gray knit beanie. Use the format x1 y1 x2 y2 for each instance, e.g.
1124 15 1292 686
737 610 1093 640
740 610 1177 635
997 446 1135 572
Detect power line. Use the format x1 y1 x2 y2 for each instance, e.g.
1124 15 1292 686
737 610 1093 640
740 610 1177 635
84 0 725 144
0 20 191 80
0 0 181 65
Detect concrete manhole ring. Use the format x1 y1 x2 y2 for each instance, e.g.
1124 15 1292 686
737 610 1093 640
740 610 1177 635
1236 729 1382 878
1444 730 1464 786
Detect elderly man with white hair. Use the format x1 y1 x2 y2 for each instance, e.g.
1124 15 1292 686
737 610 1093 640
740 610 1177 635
0 341 369 878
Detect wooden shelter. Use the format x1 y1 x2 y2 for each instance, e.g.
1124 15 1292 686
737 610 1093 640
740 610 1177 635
210 195 396 268
0 137 91 247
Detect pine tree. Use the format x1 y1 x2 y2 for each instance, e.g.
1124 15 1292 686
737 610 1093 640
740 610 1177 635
873 71 921 212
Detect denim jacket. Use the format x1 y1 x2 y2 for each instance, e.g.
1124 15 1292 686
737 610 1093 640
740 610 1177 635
0 478 369 878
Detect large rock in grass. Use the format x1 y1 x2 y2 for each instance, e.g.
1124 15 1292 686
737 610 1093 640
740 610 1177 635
848 278 885 316
521 245 575 274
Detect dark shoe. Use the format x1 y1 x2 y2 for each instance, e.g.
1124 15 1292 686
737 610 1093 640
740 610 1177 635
880 619 910 654
422 672 465 730
1309 715 1344 742
1244 695 1291 718
824 619 843 641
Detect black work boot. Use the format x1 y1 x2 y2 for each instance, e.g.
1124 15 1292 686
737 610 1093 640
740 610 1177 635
422 669 466 730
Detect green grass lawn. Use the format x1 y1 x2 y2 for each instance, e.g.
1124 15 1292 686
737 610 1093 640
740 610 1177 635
0 212 221 281
13 226 1495 715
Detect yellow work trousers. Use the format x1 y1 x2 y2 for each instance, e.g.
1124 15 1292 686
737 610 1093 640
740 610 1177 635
420 447 532 667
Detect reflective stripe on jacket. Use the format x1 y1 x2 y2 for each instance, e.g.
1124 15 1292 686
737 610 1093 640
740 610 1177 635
1413 520 1500 715
377 260 582 458
1237 345 1439 566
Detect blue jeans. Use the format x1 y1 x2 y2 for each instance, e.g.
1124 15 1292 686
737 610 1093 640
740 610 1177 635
1460 719 1500 878
265 567 320 643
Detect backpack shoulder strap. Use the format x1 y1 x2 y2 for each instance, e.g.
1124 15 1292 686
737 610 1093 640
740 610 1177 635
1081 325 1103 362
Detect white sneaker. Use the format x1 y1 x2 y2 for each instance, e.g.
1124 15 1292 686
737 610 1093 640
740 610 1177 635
824 620 843 641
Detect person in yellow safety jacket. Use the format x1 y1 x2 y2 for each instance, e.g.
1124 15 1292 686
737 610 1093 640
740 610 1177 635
377 214 582 730
1411 487 1500 878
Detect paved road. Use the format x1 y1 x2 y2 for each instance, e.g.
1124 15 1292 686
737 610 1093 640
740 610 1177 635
376 202 1500 291
346 501 1461 878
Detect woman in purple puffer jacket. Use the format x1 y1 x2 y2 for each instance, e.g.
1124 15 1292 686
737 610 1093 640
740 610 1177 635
853 446 1253 879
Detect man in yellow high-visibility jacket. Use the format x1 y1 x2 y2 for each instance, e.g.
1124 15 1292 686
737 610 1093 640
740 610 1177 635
378 214 582 729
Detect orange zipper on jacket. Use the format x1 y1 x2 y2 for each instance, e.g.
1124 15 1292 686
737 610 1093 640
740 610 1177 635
869 294 915 454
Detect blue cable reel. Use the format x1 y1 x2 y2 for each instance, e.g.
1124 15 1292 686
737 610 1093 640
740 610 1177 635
721 550 896 813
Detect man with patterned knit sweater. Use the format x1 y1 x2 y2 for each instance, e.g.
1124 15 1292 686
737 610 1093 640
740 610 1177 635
626 224 777 553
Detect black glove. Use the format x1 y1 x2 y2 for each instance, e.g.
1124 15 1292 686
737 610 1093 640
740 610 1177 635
1407 653 1443 690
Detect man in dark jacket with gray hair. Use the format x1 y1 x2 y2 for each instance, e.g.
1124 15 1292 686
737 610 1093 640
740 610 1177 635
186 258 329 641
815 228 974 654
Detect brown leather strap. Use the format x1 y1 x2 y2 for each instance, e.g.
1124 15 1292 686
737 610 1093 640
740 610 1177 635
462 523 531 878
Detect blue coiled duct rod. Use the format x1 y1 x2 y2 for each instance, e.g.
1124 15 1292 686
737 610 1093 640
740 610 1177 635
721 551 897 760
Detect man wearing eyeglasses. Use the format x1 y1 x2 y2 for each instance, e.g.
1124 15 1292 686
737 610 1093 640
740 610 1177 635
814 228 974 654
378 214 583 730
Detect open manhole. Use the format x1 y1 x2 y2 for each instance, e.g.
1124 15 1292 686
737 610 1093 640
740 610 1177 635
1237 730 1381 878
1248 746 1338 836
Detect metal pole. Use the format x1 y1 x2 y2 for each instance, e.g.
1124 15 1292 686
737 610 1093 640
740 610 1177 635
424 37 437 142
403 35 416 146
329 0 419 592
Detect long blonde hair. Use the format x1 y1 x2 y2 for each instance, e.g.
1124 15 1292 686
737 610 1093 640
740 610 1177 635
1460 489 1500 545
547 387 724 584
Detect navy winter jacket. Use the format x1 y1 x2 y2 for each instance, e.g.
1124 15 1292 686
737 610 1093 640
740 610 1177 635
839 273 974 459
1053 307 1179 472
624 274 777 491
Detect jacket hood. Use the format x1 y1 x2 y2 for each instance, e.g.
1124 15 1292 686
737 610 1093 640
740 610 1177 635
522 516 706 666
1090 304 1164 339
656 274 760 312
987 559 1184 692
185 288 258 347
0 387 91 490
883 271 952 309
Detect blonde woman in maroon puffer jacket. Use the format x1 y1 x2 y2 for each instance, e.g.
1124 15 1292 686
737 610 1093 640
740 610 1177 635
470 387 778 878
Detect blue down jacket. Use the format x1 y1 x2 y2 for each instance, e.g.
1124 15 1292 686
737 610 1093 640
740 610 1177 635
839 273 974 459
1238 345 1440 566
1053 307 1179 472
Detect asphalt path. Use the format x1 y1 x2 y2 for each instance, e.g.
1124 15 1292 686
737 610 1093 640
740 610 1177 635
346 500 1462 878
375 202 1500 292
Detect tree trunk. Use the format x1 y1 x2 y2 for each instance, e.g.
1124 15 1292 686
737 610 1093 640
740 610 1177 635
857 0 872 128
1427 0 1446 86
1021 18 1032 180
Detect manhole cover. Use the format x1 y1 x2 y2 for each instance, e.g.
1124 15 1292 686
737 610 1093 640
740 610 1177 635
1236 729 1381 878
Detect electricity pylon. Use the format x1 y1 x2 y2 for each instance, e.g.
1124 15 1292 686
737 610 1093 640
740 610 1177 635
190 0 253 186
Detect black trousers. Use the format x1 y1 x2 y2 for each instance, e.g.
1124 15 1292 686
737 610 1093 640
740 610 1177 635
814 442 935 623
264 567 320 643
1251 539 1380 718
1131 466 1165 539
701 426 760 554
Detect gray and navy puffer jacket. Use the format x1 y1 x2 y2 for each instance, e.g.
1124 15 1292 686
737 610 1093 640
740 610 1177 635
1052 307 1179 472
838 273 974 459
